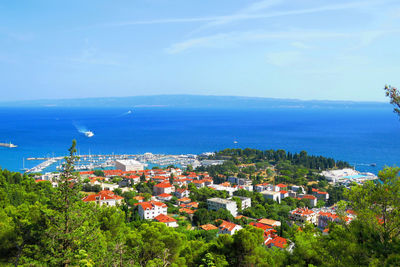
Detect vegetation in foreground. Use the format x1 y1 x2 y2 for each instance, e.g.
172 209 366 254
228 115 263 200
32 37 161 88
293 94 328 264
0 140 399 266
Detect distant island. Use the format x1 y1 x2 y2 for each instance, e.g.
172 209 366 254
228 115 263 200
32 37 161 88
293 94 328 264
0 94 389 109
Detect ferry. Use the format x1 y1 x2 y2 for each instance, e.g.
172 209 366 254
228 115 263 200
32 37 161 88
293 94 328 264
0 142 17 148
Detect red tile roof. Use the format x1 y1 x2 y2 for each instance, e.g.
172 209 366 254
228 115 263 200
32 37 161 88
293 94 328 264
135 200 167 210
291 208 314 216
219 220 238 232
82 190 124 202
200 224 218 231
276 183 287 188
154 214 176 223
158 193 172 198
280 190 288 194
179 208 195 214
154 182 173 188
266 236 287 249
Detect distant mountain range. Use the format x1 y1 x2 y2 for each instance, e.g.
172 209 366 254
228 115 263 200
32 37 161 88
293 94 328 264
0 95 389 109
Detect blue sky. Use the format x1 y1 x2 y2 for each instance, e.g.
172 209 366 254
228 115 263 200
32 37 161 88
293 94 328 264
1 0 399 101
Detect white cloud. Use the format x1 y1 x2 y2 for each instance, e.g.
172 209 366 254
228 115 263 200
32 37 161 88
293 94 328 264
102 0 382 28
166 30 351 54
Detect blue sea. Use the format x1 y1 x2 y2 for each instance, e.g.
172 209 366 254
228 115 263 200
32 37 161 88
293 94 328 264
0 107 399 174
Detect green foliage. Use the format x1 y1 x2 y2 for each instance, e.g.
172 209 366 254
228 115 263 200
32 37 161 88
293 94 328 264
93 170 105 177
1 141 399 266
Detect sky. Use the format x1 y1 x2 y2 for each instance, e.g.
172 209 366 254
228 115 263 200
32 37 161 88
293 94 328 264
1 0 400 102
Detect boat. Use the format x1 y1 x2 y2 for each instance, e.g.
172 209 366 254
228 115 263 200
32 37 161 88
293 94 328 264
0 142 17 148
84 131 94 138
369 163 377 167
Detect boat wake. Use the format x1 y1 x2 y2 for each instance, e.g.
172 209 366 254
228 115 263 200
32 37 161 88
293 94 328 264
73 121 94 138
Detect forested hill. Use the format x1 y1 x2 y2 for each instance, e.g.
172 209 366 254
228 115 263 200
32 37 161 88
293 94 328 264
0 94 388 109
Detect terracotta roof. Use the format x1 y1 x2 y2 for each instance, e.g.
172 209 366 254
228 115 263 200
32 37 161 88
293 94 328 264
158 193 172 198
200 224 218 231
133 196 144 201
276 183 287 188
258 218 279 226
82 190 124 202
179 208 195 214
280 190 288 194
154 214 176 223
319 212 338 219
291 208 314 216
176 188 188 193
250 222 271 231
178 197 191 202
266 236 287 249
219 220 238 232
302 195 317 200
135 200 167 210
154 182 173 188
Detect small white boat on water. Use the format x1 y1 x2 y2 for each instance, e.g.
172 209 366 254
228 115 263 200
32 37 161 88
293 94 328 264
85 131 94 138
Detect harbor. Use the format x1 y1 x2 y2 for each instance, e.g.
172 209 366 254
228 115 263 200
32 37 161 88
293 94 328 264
24 152 222 173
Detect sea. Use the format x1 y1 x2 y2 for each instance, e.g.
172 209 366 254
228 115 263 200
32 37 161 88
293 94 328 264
0 106 399 174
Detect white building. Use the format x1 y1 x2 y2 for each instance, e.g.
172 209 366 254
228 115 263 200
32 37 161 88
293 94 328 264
261 190 281 203
115 159 145 171
154 214 178 228
236 196 252 210
82 190 124 206
218 220 243 235
136 200 168 220
289 208 317 225
207 197 238 217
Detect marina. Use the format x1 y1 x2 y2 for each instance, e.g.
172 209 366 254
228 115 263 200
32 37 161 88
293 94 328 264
24 152 220 173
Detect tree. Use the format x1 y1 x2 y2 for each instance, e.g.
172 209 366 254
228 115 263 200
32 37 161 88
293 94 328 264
384 85 400 117
93 170 105 177
346 167 400 259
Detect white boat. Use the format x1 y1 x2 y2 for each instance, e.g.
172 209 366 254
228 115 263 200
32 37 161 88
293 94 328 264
85 131 94 138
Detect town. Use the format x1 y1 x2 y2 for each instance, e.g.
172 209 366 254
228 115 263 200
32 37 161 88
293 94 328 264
33 148 377 252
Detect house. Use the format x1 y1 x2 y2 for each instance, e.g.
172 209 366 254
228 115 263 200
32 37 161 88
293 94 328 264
82 190 124 206
218 220 243 235
133 196 145 203
276 184 287 190
135 200 168 220
200 224 218 231
157 193 173 202
265 235 287 250
300 195 318 207
153 182 175 195
261 190 281 203
192 180 206 188
175 188 190 198
250 222 274 232
154 214 178 228
280 190 289 199
318 211 353 229
291 185 306 194
257 218 281 227
179 207 195 215
289 208 317 225
178 197 191 204
228 177 252 186
312 188 330 201
126 175 140 185
207 198 238 217
203 179 214 186
236 196 252 209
